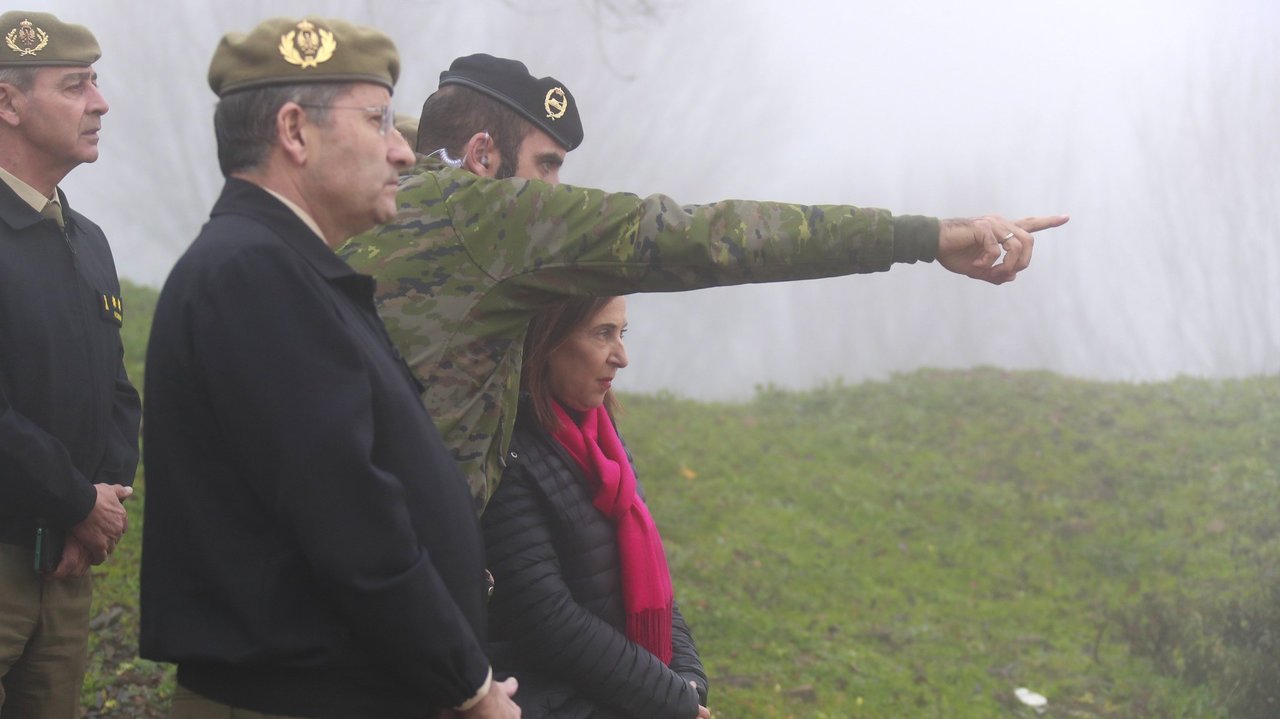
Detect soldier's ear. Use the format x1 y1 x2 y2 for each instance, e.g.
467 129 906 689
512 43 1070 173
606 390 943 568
276 102 309 165
0 83 23 128
463 131 496 178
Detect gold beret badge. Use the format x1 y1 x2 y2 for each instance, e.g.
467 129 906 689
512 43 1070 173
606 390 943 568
278 20 336 69
544 86 567 120
5 19 49 57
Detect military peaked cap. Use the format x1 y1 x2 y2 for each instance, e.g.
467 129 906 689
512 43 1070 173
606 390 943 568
209 17 399 97
0 11 100 67
440 54 583 151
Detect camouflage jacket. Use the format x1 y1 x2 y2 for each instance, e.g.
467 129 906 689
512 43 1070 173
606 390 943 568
341 156 939 511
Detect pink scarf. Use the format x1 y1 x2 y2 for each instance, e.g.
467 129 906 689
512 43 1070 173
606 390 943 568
551 401 674 664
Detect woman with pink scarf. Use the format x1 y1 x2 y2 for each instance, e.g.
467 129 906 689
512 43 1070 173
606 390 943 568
481 296 709 719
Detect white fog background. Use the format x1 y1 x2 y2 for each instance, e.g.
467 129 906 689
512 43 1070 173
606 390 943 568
27 0 1280 399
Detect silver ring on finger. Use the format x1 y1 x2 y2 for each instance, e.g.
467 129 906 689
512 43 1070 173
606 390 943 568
999 231 1015 244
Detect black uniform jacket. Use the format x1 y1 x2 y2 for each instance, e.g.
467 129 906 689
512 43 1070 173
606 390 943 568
139 179 490 717
482 398 708 719
0 182 140 547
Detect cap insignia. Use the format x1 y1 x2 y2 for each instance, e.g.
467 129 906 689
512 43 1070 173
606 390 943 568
544 86 567 120
278 20 336 69
5 19 49 57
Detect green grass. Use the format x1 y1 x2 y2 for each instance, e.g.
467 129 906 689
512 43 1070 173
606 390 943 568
83 284 1280 717
81 281 172 717
626 375 1280 718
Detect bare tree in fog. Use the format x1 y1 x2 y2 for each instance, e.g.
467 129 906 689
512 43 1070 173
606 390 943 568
1134 38 1280 373
583 0 668 79
495 0 667 79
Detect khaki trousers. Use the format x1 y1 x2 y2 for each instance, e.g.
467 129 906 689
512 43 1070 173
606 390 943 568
0 542 93 719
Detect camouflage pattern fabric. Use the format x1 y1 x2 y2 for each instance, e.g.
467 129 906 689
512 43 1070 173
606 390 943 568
341 156 940 511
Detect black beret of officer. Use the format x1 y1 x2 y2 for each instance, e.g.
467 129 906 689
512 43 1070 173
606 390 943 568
440 53 583 151
0 11 100 67
209 17 399 97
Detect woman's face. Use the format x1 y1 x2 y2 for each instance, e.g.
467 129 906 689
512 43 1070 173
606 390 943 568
548 297 629 412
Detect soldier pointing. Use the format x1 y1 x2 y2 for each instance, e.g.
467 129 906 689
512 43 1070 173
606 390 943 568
342 54 1068 510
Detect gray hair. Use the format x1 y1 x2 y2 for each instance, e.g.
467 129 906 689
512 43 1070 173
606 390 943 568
213 83 346 176
0 67 38 92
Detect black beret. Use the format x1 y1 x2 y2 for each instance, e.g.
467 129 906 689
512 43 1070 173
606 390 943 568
439 54 583 151
0 11 100 67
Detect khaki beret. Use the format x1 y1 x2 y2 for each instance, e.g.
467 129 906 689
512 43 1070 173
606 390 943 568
393 112 418 148
0 11 100 67
209 17 399 97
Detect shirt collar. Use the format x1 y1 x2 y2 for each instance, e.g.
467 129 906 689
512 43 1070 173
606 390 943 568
0 165 58 215
261 187 327 245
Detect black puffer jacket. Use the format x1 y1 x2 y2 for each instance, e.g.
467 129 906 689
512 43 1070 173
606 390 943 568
482 400 708 719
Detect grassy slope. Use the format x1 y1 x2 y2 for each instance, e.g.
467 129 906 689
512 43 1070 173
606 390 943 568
627 373 1280 718
80 282 170 716
83 283 1280 717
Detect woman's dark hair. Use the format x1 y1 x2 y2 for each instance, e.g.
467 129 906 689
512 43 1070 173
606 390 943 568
521 296 621 432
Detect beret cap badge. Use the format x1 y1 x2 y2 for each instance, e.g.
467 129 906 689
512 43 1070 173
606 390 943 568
544 86 568 120
278 20 336 69
6 19 49 57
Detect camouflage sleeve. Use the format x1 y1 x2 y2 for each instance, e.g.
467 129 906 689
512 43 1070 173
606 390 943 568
339 162 941 509
437 168 939 308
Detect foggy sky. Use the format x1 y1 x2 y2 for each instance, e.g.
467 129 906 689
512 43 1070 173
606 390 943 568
26 0 1280 398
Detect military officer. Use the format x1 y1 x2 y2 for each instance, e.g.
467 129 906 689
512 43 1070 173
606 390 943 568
0 11 139 718
410 54 578 184
139 18 517 719
342 55 1068 511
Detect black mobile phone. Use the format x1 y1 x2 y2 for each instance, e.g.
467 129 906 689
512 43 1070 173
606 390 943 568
33 526 65 574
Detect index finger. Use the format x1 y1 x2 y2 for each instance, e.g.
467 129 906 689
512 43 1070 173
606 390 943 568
1014 214 1070 233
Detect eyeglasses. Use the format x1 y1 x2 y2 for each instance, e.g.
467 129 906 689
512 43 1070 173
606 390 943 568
297 103 395 136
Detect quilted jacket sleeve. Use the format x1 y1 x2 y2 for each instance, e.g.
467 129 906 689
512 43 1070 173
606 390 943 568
483 459 703 719
670 602 708 705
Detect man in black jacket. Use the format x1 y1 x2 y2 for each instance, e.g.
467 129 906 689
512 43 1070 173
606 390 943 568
139 16 518 719
0 11 139 717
